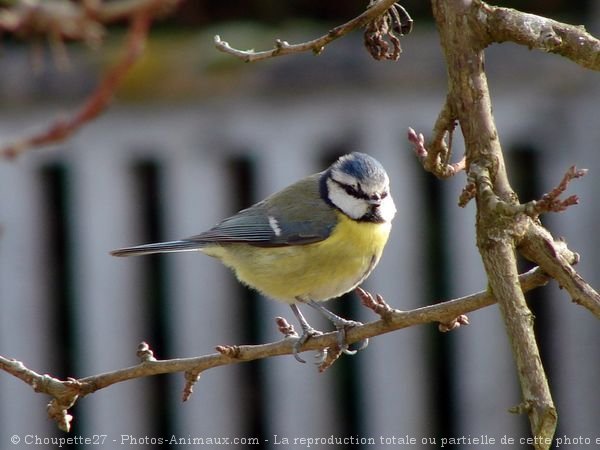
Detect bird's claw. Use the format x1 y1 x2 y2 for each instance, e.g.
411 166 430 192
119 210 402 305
293 327 323 364
334 319 369 355
289 302 368 364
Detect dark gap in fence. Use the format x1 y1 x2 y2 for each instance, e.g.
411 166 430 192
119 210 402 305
421 172 457 440
39 163 76 377
38 162 84 448
226 154 269 444
131 160 174 438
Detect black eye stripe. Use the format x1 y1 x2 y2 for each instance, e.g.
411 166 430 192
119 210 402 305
332 178 372 201
345 184 361 197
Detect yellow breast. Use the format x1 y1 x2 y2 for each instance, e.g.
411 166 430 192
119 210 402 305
203 212 392 303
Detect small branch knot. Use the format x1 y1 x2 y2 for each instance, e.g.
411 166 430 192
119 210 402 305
275 316 298 338
539 27 562 50
356 287 396 321
182 370 202 402
46 379 81 433
136 341 157 362
509 400 533 415
47 399 75 433
215 345 242 358
439 314 470 332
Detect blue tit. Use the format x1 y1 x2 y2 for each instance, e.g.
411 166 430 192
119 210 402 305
111 152 396 362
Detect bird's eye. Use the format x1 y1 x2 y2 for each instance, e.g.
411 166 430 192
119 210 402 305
380 191 388 199
344 184 359 196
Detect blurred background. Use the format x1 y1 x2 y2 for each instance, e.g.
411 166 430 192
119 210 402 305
0 1 598 448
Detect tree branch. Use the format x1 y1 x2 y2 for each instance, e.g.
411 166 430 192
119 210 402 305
1 266 554 432
426 0 595 446
475 0 600 71
213 0 402 62
464 162 600 318
519 223 600 319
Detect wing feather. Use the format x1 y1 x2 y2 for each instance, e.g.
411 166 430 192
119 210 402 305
112 173 337 256
187 173 336 247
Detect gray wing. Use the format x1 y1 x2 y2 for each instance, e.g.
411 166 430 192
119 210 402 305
111 173 336 256
188 206 328 247
187 174 336 247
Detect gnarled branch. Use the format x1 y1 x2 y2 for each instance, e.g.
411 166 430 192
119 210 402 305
426 1 600 447
476 0 600 71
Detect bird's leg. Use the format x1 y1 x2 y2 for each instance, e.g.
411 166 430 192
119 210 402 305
289 303 325 364
305 300 369 356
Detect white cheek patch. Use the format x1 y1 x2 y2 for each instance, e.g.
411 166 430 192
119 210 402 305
378 195 397 223
327 178 369 220
268 216 282 236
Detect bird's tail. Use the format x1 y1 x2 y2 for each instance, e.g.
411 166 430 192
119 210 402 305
110 240 204 257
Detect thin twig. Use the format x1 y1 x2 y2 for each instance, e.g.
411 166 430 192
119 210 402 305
469 162 587 219
213 0 400 62
408 99 465 180
525 166 587 215
408 125 466 179
0 10 152 159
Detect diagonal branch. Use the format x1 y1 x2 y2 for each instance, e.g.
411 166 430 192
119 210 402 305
1 265 553 432
519 223 600 319
214 0 401 62
474 0 600 71
0 0 183 159
0 0 180 38
0 11 151 159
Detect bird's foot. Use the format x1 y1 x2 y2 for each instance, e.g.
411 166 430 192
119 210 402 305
330 317 369 356
292 325 324 364
290 301 368 364
305 300 369 356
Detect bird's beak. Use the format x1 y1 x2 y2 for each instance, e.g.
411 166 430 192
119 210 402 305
367 197 382 206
